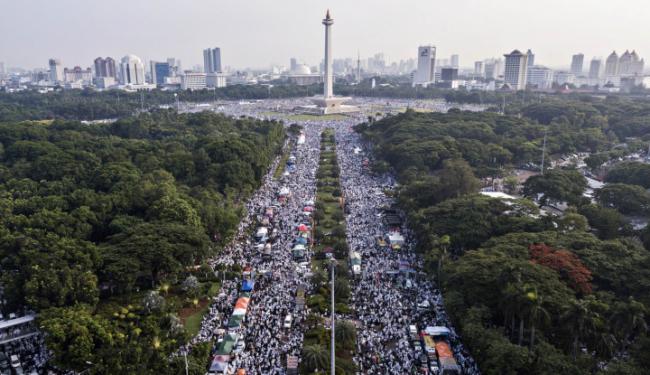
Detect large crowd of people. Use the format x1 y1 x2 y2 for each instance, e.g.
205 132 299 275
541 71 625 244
334 124 480 374
177 99 481 374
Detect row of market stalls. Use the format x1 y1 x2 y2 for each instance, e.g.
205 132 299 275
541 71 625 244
208 206 277 375
292 200 314 261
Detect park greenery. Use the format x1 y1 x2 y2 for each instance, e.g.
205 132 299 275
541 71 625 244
301 129 356 375
356 95 650 374
0 85 322 122
0 110 285 373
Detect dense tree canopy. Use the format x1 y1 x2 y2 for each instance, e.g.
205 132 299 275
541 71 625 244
357 99 650 374
0 110 284 373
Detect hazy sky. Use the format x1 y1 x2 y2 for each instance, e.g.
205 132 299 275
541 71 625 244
1 0 649 70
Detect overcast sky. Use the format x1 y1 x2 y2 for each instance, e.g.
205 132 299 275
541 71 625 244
1 0 648 70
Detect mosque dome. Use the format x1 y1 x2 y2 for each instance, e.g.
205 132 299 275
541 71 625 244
293 64 312 75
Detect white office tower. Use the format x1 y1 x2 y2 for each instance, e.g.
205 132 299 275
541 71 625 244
450 54 459 68
120 55 145 85
413 46 436 86
527 66 553 89
618 50 644 76
570 53 584 76
526 49 535 67
203 48 222 73
554 71 575 85
605 51 619 78
503 50 529 90
49 58 64 83
589 59 602 79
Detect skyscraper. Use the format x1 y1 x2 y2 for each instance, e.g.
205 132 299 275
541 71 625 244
526 49 535 67
150 61 171 85
588 58 602 79
483 59 499 80
413 45 436 86
450 54 459 68
94 57 116 78
605 51 619 77
119 55 145 85
474 61 483 75
290 58 298 72
503 50 529 90
203 48 222 73
48 58 64 83
570 53 584 76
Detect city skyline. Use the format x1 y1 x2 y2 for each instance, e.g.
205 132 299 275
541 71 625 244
1 0 650 70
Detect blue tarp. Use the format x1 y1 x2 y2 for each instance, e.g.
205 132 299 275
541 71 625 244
295 237 308 245
242 280 255 292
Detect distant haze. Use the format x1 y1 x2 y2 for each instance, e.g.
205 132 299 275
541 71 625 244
1 0 648 70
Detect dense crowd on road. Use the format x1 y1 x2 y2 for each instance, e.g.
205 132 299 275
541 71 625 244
177 99 480 374
334 124 480 375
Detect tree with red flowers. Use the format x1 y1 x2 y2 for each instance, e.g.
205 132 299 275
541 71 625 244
529 243 593 294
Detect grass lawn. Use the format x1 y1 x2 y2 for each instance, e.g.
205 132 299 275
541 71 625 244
180 281 221 337
181 299 211 337
273 142 293 179
259 111 285 117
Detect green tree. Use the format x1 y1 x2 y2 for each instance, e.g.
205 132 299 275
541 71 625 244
335 320 357 349
302 344 329 372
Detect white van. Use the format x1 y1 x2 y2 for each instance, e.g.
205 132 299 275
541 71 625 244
283 314 293 329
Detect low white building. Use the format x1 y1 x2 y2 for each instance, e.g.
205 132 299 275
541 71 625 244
181 72 207 90
206 73 227 88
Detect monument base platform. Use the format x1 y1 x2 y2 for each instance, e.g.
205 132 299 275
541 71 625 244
296 96 360 115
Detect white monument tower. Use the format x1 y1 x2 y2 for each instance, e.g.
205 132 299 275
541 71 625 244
307 9 358 115
323 9 334 98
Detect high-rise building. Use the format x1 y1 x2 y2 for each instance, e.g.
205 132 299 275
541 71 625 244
290 58 298 72
440 67 458 81
605 51 619 77
484 59 500 80
119 54 145 85
527 65 553 89
618 50 644 76
450 54 459 68
474 61 483 75
570 53 584 76
203 48 222 73
589 58 602 79
554 71 575 85
94 57 116 78
64 66 92 83
150 61 171 85
526 49 535 67
503 50 529 90
48 58 64 83
413 45 436 86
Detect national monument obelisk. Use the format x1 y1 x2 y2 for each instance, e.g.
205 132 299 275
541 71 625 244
308 10 358 115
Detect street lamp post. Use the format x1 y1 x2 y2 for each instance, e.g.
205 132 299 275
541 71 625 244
330 258 336 375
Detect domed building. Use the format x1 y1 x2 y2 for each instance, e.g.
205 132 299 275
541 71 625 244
292 64 312 75
119 54 145 85
284 63 321 86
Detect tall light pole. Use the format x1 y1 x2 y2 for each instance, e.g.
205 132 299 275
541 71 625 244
330 258 336 375
541 126 548 175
